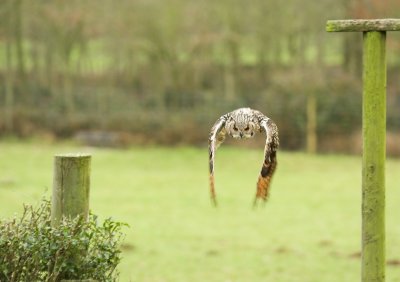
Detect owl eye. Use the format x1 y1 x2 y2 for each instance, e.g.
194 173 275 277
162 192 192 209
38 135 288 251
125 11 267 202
244 126 250 131
233 125 238 131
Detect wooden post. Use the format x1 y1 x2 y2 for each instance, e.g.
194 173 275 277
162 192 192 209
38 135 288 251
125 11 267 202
51 154 91 226
362 31 386 282
326 18 400 282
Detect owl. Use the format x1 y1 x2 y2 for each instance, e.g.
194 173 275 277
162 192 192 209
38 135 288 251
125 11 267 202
208 107 279 206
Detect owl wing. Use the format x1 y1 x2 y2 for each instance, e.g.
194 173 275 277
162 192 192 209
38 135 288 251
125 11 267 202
254 115 279 206
208 115 227 206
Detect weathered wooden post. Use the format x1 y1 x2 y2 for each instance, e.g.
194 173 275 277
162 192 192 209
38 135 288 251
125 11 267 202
51 154 97 282
326 19 400 282
51 154 91 226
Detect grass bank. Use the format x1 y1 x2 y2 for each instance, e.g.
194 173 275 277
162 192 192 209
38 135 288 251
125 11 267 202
0 141 399 281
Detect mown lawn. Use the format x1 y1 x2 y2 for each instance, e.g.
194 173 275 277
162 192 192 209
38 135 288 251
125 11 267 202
0 141 399 282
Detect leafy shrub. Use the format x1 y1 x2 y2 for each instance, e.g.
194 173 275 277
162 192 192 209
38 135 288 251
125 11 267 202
0 200 127 282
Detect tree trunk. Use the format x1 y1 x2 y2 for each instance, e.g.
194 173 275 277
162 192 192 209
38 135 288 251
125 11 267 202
14 0 25 80
343 33 362 77
4 0 15 132
306 93 317 154
224 38 239 102
223 66 236 102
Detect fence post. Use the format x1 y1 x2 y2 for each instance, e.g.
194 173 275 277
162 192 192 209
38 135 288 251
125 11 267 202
51 154 91 226
362 31 386 282
326 19 400 282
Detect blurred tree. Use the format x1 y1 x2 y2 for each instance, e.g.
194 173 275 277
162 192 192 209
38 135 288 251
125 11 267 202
0 0 399 153
212 0 247 102
27 1 88 114
342 0 363 77
0 0 20 131
14 0 25 80
342 0 400 76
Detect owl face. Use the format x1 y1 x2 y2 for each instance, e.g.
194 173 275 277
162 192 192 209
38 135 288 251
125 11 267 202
226 119 257 139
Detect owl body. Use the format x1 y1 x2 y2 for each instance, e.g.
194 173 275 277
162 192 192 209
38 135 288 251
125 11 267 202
208 107 279 206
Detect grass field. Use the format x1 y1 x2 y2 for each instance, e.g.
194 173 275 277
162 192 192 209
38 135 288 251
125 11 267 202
0 141 399 282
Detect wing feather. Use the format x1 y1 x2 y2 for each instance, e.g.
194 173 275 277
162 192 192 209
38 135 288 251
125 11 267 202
208 116 227 206
254 116 279 206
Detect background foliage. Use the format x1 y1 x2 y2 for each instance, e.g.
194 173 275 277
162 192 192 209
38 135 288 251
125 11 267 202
1 0 400 153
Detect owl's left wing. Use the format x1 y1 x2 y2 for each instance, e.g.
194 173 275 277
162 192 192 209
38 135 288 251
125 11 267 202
254 114 279 206
208 115 227 206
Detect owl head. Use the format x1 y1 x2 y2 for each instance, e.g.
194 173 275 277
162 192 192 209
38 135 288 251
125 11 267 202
225 116 257 139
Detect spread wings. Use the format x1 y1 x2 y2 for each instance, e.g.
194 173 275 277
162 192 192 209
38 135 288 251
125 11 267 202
208 110 279 207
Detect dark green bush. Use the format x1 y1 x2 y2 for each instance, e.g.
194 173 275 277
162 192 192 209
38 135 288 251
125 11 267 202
0 200 127 282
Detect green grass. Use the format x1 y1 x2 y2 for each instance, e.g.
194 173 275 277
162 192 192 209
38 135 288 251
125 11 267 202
0 141 399 282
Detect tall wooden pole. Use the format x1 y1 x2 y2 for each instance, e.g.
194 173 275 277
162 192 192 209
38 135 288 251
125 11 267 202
327 19 400 282
51 154 91 226
362 30 386 282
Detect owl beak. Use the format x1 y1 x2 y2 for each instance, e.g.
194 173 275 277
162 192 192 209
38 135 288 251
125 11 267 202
240 133 243 138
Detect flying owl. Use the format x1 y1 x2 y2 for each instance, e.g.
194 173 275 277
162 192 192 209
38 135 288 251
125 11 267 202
208 107 279 206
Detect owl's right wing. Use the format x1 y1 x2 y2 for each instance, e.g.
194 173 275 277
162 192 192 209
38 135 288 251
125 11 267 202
208 115 227 206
